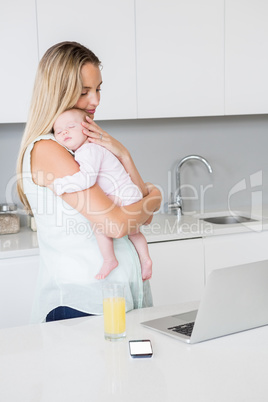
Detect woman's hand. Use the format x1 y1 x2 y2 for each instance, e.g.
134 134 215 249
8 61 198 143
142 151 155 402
82 116 129 161
81 119 162 212
144 215 153 225
144 182 162 212
82 116 149 197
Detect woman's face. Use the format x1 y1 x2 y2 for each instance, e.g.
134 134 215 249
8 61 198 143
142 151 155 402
75 63 102 119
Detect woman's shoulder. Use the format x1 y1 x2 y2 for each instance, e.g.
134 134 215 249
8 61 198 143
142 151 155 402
33 136 63 152
32 134 74 157
31 134 78 186
29 133 54 145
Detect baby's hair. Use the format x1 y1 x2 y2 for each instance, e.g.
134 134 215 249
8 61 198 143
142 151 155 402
67 107 90 122
52 108 90 133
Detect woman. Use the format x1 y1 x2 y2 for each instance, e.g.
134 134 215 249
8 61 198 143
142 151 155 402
17 41 162 323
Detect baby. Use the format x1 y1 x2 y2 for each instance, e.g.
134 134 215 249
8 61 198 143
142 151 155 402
52 108 152 281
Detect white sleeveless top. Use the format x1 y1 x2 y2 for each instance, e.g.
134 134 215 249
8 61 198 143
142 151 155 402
23 134 153 323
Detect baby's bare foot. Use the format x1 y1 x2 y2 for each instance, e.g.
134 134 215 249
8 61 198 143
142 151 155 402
95 259 118 280
141 258 152 281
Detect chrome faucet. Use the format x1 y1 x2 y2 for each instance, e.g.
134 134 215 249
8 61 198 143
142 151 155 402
168 155 213 217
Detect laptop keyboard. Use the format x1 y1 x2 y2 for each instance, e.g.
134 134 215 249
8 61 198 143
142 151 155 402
168 322 195 337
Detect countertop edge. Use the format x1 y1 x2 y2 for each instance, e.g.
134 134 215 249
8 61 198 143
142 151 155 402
1 209 268 258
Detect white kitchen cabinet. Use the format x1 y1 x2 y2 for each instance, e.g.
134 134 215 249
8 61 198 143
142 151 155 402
36 0 137 120
2 1 267 123
148 238 204 306
225 0 268 115
0 255 39 329
0 0 38 123
204 231 268 280
135 0 224 118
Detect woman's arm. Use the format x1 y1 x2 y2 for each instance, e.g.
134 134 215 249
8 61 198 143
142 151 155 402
81 117 148 196
31 140 161 238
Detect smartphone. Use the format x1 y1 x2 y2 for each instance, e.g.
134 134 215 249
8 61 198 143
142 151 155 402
129 339 153 358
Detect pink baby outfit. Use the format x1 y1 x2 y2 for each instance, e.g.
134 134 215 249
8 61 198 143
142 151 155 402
53 143 143 205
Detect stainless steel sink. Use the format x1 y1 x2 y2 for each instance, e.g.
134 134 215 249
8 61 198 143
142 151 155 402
201 215 256 225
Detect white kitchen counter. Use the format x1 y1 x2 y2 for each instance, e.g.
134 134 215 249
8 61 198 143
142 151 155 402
1 207 268 258
0 226 39 259
0 302 267 402
143 208 268 242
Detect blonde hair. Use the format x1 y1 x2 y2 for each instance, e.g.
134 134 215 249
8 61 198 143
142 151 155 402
17 41 101 211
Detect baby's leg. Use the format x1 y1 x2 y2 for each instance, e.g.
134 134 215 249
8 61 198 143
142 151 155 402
95 232 118 280
128 232 152 281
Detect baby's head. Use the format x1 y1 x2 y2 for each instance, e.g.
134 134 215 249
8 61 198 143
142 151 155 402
53 108 88 151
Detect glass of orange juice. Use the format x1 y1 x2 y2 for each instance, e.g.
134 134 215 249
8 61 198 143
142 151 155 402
102 283 126 341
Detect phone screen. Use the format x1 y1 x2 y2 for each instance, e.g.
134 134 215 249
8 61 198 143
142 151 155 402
129 340 153 358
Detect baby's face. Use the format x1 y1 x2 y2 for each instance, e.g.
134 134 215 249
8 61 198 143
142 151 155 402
53 110 88 151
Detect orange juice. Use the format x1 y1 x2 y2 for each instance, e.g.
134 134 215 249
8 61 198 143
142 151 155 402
103 296 126 339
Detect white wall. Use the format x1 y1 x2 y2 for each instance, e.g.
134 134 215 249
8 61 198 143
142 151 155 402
1 114 268 216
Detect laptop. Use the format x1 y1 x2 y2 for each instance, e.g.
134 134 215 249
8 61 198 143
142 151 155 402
141 260 268 344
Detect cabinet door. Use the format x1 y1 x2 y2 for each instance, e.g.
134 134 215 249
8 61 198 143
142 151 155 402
0 255 39 329
148 238 204 306
135 0 224 118
225 0 268 115
204 231 268 280
36 0 137 120
0 0 38 123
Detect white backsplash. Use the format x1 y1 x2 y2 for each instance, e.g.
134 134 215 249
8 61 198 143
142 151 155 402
1 114 268 215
